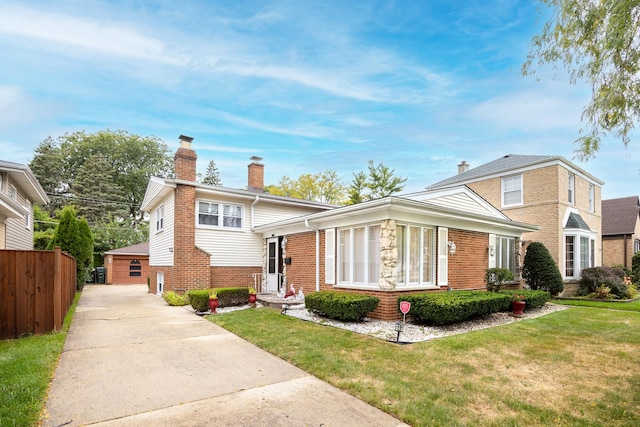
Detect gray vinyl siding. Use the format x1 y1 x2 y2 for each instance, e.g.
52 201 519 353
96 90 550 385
4 183 33 250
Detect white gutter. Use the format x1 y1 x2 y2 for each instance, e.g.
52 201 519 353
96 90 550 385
305 219 320 292
250 195 260 230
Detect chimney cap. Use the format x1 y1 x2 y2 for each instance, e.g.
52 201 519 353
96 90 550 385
179 135 194 143
250 156 263 163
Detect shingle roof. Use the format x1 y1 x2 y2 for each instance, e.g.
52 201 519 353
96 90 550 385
428 154 603 189
602 196 640 235
104 241 149 256
565 212 591 231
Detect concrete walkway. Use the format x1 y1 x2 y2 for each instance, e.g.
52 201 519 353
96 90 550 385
42 285 408 426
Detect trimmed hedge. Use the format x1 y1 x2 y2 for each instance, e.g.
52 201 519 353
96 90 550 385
216 287 249 307
498 289 550 309
399 291 511 326
187 289 214 312
305 291 380 322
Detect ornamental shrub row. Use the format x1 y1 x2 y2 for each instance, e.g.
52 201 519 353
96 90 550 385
399 291 512 326
498 289 550 308
187 289 214 312
305 291 379 322
216 287 249 307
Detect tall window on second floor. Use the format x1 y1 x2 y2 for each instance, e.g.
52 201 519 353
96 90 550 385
568 173 575 204
155 205 164 232
502 174 522 207
589 184 595 212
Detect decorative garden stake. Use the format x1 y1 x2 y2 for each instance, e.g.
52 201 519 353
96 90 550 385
394 321 404 342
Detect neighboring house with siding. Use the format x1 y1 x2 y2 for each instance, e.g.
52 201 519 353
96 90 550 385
141 138 538 320
428 155 604 289
601 196 640 270
103 241 150 285
0 160 49 249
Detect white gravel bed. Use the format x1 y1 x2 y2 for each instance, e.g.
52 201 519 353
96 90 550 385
283 303 567 343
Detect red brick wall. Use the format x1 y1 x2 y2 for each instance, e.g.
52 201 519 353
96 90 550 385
248 162 264 192
149 266 174 293
285 231 318 293
211 266 262 288
447 229 490 290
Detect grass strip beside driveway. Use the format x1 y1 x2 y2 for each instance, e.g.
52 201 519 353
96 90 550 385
209 306 640 426
553 298 640 312
0 293 80 427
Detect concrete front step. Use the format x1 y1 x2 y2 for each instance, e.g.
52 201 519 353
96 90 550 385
257 294 305 310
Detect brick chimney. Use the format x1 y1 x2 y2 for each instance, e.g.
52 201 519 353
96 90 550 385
172 135 211 292
248 156 264 193
175 135 197 181
457 161 469 174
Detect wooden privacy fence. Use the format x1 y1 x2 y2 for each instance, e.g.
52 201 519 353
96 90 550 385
0 247 76 339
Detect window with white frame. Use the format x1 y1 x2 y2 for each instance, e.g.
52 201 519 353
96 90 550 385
495 235 517 277
502 174 522 206
564 233 595 279
325 229 336 284
568 173 575 204
396 224 435 286
8 183 16 201
338 224 381 286
25 199 31 230
197 200 242 229
155 205 164 232
589 184 595 212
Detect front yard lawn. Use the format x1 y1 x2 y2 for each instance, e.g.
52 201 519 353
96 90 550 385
209 306 640 426
553 298 640 312
0 293 79 427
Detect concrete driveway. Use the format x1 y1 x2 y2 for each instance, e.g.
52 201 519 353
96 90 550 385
42 285 408 426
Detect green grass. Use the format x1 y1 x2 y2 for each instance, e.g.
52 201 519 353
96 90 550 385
209 306 640 426
0 293 80 427
553 297 640 312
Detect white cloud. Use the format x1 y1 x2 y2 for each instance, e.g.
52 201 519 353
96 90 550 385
0 4 181 64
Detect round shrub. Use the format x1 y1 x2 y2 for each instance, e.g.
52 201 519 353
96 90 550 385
485 268 514 292
163 291 189 306
522 242 564 296
578 266 629 298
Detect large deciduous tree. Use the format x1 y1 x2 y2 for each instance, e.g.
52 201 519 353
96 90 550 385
524 0 640 158
267 170 346 204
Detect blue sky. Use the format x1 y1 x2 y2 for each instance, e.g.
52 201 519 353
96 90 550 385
0 0 637 200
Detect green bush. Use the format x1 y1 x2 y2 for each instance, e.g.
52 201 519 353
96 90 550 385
163 291 189 306
216 287 249 307
485 268 514 292
400 291 512 326
522 242 564 296
187 289 214 311
498 289 550 308
633 252 640 283
305 291 379 322
579 266 629 298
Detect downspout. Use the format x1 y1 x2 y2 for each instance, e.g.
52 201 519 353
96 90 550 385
250 195 260 230
305 219 320 292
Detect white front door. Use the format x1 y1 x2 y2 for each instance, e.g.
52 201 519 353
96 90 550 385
156 271 164 295
266 237 281 293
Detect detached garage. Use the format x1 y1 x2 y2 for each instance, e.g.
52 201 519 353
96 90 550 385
103 242 149 285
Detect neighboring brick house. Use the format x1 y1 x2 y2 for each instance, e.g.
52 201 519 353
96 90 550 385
428 155 604 289
103 241 150 285
142 139 538 320
602 196 640 269
0 160 49 249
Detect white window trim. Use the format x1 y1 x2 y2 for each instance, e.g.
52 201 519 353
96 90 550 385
589 184 595 213
563 230 597 280
25 199 31 230
495 235 517 278
437 227 448 287
568 173 575 205
396 224 436 288
196 199 244 230
155 205 164 233
501 174 523 207
325 228 336 284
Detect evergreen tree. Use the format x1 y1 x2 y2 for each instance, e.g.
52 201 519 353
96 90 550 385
522 242 564 296
347 171 368 205
201 160 222 186
77 218 94 288
347 160 407 204
70 154 128 226
28 136 66 215
33 205 57 250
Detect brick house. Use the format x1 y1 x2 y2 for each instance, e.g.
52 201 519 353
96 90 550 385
103 242 150 285
602 196 640 269
0 160 49 249
142 139 538 320
428 155 604 291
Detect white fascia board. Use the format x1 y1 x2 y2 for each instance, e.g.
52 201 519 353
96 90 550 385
140 177 175 211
